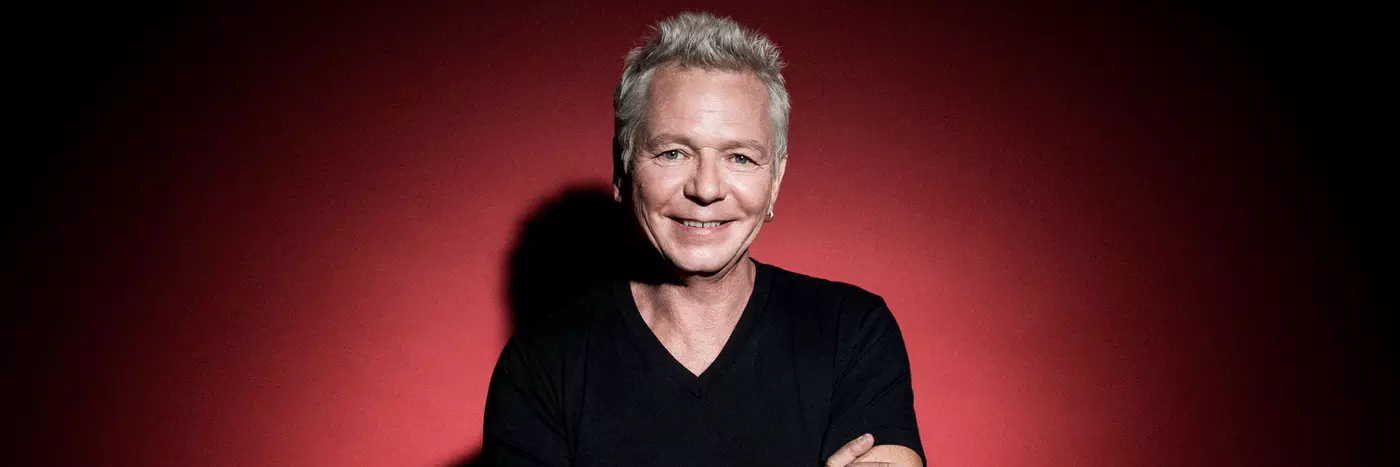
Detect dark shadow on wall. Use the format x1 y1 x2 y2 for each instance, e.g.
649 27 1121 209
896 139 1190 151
504 185 636 334
448 183 658 466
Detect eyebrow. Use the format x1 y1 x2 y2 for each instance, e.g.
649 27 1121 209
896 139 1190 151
645 134 768 155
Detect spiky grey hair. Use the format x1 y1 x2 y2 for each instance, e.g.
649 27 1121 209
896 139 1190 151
613 12 790 181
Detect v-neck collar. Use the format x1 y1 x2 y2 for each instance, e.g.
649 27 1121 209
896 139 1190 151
615 259 773 397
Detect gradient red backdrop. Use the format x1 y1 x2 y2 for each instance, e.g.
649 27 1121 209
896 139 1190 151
16 2 1374 466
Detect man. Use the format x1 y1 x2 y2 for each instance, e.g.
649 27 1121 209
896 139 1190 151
482 12 923 466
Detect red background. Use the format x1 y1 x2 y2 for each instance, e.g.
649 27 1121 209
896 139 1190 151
15 2 1376 466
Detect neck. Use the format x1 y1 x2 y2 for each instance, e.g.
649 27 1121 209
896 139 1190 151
631 256 756 329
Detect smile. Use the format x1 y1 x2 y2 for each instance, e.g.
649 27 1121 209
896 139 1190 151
671 217 733 229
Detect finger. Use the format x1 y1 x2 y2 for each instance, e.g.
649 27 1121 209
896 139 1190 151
824 433 875 467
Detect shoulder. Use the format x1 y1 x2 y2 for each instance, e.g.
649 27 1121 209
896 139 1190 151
762 261 891 323
758 262 914 393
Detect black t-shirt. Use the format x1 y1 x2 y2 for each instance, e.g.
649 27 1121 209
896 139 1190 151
481 260 923 466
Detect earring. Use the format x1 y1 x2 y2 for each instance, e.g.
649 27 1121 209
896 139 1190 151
765 209 774 223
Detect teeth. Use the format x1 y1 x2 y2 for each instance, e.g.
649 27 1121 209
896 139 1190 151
681 219 723 228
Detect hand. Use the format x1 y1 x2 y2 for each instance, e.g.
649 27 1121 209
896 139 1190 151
824 433 903 467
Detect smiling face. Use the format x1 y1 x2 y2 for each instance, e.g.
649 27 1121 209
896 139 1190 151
621 65 786 277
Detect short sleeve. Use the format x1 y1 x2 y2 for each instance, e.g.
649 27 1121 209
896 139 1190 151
820 299 924 463
480 337 572 466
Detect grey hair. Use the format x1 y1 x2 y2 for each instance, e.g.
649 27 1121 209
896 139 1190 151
613 12 790 180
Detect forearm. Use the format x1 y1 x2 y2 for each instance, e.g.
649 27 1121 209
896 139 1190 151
855 445 923 467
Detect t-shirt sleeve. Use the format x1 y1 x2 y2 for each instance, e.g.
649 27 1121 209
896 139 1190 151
821 298 925 463
480 337 572 466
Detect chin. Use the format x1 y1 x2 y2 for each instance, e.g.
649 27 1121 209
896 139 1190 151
663 247 741 276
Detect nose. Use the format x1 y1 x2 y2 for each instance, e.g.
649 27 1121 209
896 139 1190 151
684 151 725 206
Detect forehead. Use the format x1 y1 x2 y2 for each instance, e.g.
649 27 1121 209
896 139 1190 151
645 66 772 145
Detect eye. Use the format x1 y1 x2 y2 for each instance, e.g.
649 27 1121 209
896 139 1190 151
731 154 754 165
659 149 684 160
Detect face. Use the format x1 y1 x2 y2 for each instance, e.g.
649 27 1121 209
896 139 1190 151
620 66 786 277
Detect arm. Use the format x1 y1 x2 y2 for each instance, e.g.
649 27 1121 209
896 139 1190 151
480 338 571 466
821 298 925 466
856 444 923 466
826 434 924 467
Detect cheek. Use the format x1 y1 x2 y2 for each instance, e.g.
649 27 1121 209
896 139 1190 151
731 175 775 211
632 179 660 207
632 168 683 207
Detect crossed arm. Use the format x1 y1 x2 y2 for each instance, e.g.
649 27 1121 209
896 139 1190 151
825 434 923 467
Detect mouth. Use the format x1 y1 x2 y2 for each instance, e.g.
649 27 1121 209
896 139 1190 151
670 217 734 229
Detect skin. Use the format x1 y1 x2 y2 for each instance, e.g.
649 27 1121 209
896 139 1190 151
619 65 924 467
